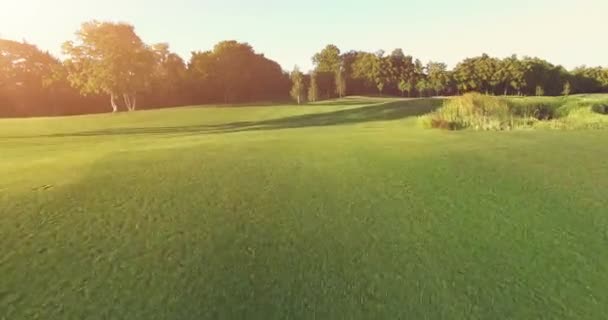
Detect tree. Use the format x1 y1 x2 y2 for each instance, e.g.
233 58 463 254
427 62 449 96
290 66 305 104
398 79 408 97
313 44 341 73
416 78 428 97
62 21 155 112
335 67 347 98
147 43 188 107
352 51 388 95
389 49 416 96
313 45 342 99
562 81 572 96
308 72 319 102
505 55 526 96
535 85 545 96
0 39 60 115
188 41 288 104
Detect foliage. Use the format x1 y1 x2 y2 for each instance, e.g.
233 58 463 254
591 102 608 114
535 85 545 96
507 97 562 120
307 72 319 102
562 81 572 96
3 21 608 116
290 66 306 104
335 68 347 98
0 39 88 116
62 21 155 111
420 93 515 130
422 94 608 131
188 41 289 104
312 44 341 73
536 107 608 130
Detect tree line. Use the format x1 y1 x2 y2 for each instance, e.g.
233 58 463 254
2 21 607 117
1 21 290 117
292 45 608 103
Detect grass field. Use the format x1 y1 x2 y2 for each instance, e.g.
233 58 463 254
1 97 608 319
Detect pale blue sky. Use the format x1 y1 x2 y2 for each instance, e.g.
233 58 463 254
1 0 606 71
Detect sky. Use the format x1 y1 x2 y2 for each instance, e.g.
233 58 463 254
1 0 607 71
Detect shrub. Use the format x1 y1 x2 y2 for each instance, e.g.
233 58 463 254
422 93 512 130
591 102 608 115
507 98 562 120
421 94 608 131
536 107 608 130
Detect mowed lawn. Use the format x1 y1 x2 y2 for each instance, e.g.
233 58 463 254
1 97 608 319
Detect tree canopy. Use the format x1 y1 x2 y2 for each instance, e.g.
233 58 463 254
62 21 155 112
1 20 608 117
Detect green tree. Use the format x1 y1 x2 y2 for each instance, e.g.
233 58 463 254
313 44 341 73
335 67 347 98
416 78 428 97
535 85 545 96
352 52 381 94
398 79 408 96
427 62 449 96
0 39 69 116
62 21 155 112
562 81 572 96
308 72 319 102
188 41 288 104
505 55 526 96
148 43 188 106
289 66 305 104
313 45 343 98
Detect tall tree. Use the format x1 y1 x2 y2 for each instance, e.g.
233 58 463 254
313 44 342 99
188 41 288 104
147 43 188 107
388 49 416 96
308 72 319 102
0 39 63 115
416 78 428 97
352 51 388 95
313 44 341 73
427 62 449 96
62 21 155 112
505 55 526 96
398 79 409 97
335 67 347 98
290 66 305 104
562 81 572 96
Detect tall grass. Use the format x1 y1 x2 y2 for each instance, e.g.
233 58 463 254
419 93 523 131
420 93 608 131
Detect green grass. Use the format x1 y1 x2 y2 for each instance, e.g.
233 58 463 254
420 93 608 130
1 96 608 319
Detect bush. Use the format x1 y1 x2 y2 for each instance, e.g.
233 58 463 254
536 107 608 130
421 93 513 130
420 94 608 131
591 102 608 115
507 97 562 120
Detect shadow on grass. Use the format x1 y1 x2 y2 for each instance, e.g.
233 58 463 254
27 98 445 138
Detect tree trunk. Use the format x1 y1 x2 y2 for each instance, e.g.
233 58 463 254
131 93 137 111
123 94 131 111
504 88 508 96
110 93 118 113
